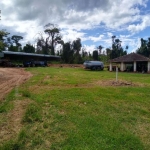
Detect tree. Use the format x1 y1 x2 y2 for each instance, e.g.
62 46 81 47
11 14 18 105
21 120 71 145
109 36 127 59
98 45 103 55
0 29 10 51
44 23 62 55
81 47 89 61
137 38 150 57
112 35 116 44
99 53 107 64
11 35 23 47
23 43 35 53
6 37 13 48
36 35 46 54
11 35 23 51
72 38 82 54
106 48 111 61
72 38 82 63
88 52 92 60
62 42 74 63
125 45 129 51
9 45 18 52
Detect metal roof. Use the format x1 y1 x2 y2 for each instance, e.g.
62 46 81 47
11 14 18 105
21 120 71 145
109 53 150 62
2 51 61 58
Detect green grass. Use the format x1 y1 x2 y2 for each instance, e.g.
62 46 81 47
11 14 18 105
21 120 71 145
0 89 16 113
0 67 150 150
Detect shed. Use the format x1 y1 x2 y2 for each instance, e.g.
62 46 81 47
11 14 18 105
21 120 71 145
1 51 60 62
109 53 150 73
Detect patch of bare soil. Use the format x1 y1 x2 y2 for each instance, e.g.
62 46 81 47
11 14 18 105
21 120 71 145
0 68 32 101
48 64 84 68
0 68 32 144
92 79 144 87
0 99 30 143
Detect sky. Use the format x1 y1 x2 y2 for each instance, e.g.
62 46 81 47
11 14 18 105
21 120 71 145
0 0 150 54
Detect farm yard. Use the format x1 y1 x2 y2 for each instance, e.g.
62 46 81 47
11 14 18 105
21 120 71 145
0 68 32 100
0 66 150 150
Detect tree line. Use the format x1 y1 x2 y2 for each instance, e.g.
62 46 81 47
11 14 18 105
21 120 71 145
1 23 150 63
136 38 150 57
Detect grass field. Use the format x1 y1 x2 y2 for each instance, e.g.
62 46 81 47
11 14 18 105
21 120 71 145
0 67 150 150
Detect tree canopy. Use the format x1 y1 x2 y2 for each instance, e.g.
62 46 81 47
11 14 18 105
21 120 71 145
11 35 23 47
1 23 150 64
23 43 35 53
44 23 63 55
136 38 150 57
108 36 127 59
0 29 10 51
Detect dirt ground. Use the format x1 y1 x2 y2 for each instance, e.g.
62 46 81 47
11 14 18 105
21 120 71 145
0 68 32 101
0 68 32 144
48 64 84 68
92 79 141 87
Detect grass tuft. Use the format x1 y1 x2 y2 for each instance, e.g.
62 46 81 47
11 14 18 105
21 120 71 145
0 140 22 150
22 103 42 123
21 90 31 98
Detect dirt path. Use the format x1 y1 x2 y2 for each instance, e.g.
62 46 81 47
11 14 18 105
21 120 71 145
0 99 30 143
0 68 32 144
0 68 32 101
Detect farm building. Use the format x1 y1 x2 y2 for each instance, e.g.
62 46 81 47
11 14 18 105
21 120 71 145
0 51 60 61
109 53 150 73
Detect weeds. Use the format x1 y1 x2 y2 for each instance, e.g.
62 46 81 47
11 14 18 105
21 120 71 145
0 90 16 113
22 103 42 123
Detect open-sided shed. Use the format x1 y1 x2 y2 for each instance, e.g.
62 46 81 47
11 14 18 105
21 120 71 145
109 53 150 73
1 51 60 61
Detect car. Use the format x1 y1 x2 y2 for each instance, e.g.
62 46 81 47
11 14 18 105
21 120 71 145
83 61 104 70
23 61 32 67
34 61 47 67
23 60 47 67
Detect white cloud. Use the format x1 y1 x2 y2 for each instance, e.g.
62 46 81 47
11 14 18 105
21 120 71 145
0 0 149 53
82 45 96 53
1 0 148 31
89 35 104 42
1 0 12 6
61 29 86 43
128 15 150 33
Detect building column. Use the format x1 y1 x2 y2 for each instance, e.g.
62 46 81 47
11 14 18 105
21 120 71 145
147 62 150 72
120 62 125 71
109 63 112 71
133 61 137 72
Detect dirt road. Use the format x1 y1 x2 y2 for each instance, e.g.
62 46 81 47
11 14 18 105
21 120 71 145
0 68 32 100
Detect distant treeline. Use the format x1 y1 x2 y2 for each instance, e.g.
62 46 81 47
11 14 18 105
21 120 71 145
0 23 150 64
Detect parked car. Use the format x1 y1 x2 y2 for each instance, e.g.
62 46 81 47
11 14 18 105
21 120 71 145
23 60 47 67
34 61 47 67
83 61 104 70
23 61 32 67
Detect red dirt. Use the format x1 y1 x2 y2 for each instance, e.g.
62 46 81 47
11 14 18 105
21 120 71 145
0 99 31 143
48 64 84 68
0 68 32 144
0 68 32 101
